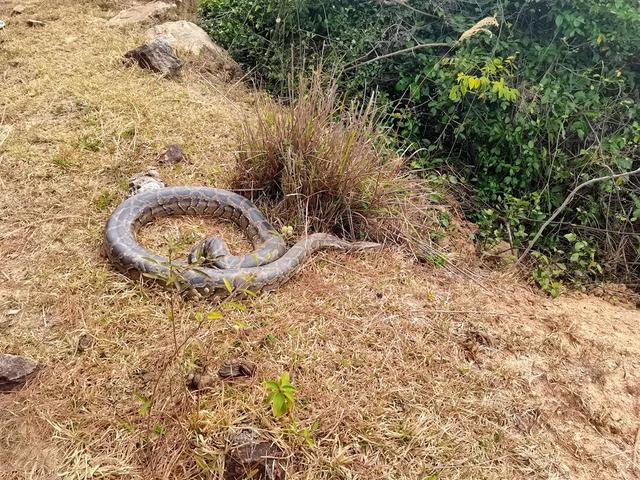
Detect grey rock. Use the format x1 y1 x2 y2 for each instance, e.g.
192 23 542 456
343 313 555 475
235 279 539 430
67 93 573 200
0 354 39 392
124 38 184 78
224 428 286 480
156 144 187 164
107 1 176 27
144 20 242 80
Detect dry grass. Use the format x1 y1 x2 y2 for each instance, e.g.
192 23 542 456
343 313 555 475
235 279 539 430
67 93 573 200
232 71 447 259
1 1 640 479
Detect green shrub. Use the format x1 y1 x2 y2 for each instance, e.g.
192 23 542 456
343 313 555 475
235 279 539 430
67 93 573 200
199 0 390 94
200 0 640 290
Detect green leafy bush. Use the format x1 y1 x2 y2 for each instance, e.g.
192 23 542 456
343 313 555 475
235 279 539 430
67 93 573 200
200 0 640 290
199 0 389 93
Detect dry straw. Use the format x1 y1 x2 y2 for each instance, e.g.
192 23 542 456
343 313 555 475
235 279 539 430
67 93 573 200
233 70 445 259
458 16 499 42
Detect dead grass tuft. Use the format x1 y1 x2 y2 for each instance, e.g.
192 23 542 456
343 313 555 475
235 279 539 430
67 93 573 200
232 71 445 257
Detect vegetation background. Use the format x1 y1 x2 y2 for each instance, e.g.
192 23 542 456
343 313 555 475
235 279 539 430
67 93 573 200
2 2 640 478
199 0 640 295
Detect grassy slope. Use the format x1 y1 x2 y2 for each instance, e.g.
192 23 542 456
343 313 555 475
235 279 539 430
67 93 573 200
1 1 639 479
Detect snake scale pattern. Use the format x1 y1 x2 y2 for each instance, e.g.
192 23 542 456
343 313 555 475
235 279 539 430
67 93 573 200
105 187 380 297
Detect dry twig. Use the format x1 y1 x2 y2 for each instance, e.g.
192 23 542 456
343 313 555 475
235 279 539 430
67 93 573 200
344 16 498 72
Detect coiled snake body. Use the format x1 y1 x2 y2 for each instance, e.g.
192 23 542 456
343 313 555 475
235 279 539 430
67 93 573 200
105 187 380 297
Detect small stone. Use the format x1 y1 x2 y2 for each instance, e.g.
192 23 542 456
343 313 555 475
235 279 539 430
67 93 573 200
6 309 20 316
156 144 187 164
76 334 94 353
218 359 257 379
26 19 46 27
0 20 5 30
224 428 286 480
12 5 26 15
128 168 165 197
108 1 176 27
0 354 39 392
124 39 184 78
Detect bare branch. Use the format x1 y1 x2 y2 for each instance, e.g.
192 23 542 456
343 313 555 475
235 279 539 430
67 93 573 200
344 42 452 72
343 16 499 72
517 165 640 264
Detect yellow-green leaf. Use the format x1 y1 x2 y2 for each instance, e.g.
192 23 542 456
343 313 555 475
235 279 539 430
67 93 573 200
207 311 224 320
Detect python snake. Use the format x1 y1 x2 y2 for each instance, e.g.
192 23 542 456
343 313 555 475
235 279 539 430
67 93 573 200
105 187 380 297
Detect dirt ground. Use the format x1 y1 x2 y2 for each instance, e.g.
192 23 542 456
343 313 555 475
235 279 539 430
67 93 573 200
1 1 640 479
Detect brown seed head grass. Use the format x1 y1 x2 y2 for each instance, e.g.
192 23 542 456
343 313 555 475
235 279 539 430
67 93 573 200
458 16 499 42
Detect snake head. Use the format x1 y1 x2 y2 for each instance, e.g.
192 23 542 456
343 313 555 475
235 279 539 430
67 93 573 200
188 237 231 266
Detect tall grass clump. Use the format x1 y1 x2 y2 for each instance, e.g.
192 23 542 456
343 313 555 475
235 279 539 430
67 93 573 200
232 72 443 255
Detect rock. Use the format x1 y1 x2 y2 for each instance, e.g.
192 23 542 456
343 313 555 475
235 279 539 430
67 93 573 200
26 19 46 27
107 1 176 27
76 334 94 353
144 21 242 80
12 5 26 15
128 168 165 197
124 38 184 77
0 20 5 30
156 144 187 164
218 359 257 379
0 354 38 392
144 21 212 56
224 428 286 480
